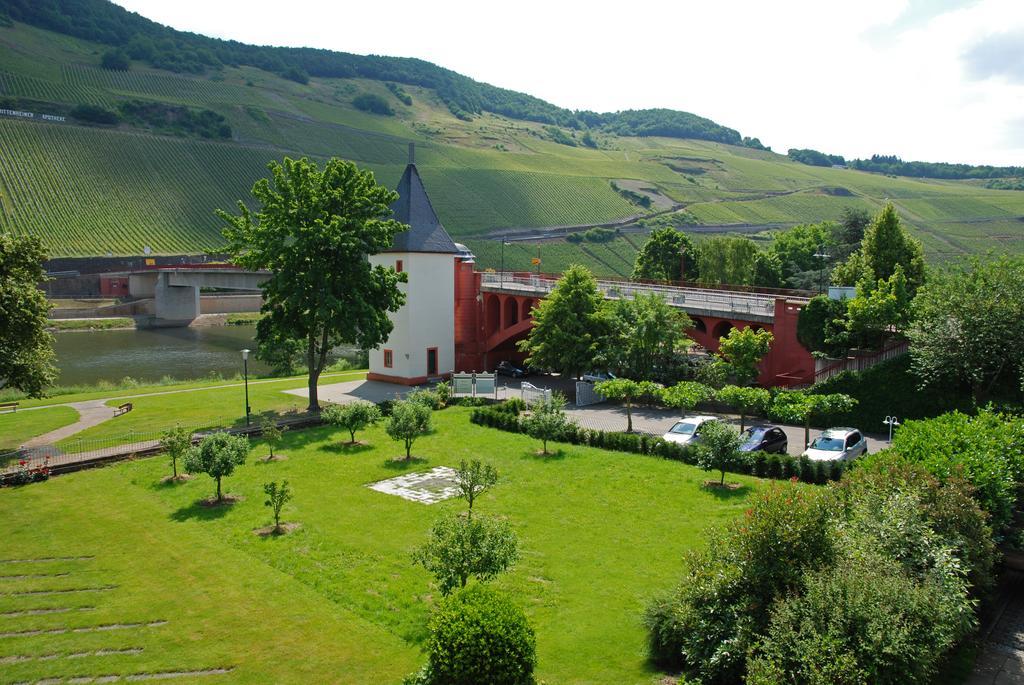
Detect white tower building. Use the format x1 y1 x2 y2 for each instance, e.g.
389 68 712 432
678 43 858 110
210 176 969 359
367 146 460 385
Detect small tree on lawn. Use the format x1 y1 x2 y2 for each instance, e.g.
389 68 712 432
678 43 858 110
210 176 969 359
413 513 519 596
259 415 286 459
160 424 193 480
521 394 570 455
772 391 856 448
696 420 745 486
263 480 292 534
184 432 249 502
594 378 662 433
386 399 433 460
456 459 498 519
323 400 382 445
660 381 715 412
716 385 771 432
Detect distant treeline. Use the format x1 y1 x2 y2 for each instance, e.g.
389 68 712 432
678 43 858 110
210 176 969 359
788 147 1024 180
2 0 760 146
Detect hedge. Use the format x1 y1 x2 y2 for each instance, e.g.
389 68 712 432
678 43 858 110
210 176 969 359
469 406 844 485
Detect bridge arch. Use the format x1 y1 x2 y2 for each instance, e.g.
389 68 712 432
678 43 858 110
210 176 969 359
503 297 519 328
485 294 501 336
712 320 734 341
521 298 534 320
692 317 707 335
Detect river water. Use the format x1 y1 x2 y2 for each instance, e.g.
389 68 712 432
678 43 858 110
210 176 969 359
52 327 358 386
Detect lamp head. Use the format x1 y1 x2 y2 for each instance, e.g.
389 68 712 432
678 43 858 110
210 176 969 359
241 348 250 361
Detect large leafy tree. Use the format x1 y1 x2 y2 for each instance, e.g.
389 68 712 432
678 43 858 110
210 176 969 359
697 236 757 286
218 157 406 411
631 227 697 282
860 203 925 293
0 233 56 398
605 293 692 381
517 265 607 379
717 327 774 386
908 255 1024 405
413 513 519 596
695 421 745 486
835 202 925 294
716 385 771 431
842 265 911 349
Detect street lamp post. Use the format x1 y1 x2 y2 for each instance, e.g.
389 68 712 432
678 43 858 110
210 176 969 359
241 348 251 426
813 246 830 295
883 415 900 442
500 236 510 287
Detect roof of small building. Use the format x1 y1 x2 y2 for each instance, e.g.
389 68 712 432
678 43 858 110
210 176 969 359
385 163 459 254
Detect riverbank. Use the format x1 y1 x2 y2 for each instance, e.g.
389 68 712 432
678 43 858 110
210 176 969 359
45 312 264 332
0 369 370 456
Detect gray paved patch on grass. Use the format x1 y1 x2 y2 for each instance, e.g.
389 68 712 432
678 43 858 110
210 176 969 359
367 467 460 504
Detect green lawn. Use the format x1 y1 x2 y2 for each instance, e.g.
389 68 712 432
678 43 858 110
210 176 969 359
0 405 79 452
1 407 760 683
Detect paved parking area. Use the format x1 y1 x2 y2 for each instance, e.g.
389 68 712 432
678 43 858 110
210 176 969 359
563 403 888 456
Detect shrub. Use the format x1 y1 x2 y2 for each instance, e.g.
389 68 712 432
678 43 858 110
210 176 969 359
323 400 382 444
100 48 130 71
747 552 967 685
352 92 394 115
70 104 120 125
501 397 527 415
413 584 536 685
885 409 1024 535
412 513 519 596
386 400 433 459
408 388 443 410
644 482 836 680
183 432 249 501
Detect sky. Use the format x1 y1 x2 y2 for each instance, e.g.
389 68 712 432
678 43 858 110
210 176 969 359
111 0 1024 166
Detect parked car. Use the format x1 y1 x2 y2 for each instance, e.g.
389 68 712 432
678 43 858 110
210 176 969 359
801 427 868 461
662 415 719 446
739 424 788 454
496 361 528 378
581 371 617 383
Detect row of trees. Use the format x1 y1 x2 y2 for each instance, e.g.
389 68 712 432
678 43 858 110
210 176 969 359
629 208 871 291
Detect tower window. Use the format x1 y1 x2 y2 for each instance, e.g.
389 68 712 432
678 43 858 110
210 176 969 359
384 349 393 368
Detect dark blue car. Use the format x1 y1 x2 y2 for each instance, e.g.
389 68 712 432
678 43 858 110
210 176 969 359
739 425 788 454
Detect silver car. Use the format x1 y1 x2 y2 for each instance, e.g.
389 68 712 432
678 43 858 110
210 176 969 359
662 415 720 446
802 427 868 461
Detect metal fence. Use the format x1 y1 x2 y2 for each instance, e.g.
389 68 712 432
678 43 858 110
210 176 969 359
814 340 910 384
480 272 778 318
1 413 322 476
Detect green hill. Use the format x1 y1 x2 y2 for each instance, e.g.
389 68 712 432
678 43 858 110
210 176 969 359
0 12 1022 272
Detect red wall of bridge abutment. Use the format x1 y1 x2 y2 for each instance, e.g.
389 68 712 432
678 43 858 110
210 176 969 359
453 268 815 387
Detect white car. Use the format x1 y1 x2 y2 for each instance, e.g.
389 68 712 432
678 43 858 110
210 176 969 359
662 415 719 446
802 427 868 461
581 371 617 383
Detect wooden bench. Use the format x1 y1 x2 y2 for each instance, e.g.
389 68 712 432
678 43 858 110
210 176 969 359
114 402 133 416
0 401 17 413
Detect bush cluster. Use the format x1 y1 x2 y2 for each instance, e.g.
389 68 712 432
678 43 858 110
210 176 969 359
647 455 997 684
409 584 536 685
352 93 394 116
469 404 846 484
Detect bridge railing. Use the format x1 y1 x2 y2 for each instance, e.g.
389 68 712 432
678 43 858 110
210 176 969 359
480 273 776 317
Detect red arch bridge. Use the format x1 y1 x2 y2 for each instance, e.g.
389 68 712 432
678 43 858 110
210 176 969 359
453 270 815 387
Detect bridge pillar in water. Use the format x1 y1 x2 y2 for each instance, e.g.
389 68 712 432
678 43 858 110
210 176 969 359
154 272 200 323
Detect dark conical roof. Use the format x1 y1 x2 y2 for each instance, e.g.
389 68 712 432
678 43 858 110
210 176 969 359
385 163 459 254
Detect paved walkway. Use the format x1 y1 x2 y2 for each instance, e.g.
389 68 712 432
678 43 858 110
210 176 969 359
23 399 115 447
969 571 1024 684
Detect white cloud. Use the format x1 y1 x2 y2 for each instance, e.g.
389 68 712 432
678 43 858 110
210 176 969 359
112 0 1024 165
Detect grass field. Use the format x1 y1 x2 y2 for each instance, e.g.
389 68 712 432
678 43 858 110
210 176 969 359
0 407 759 684
0 21 1022 267
0 406 79 452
